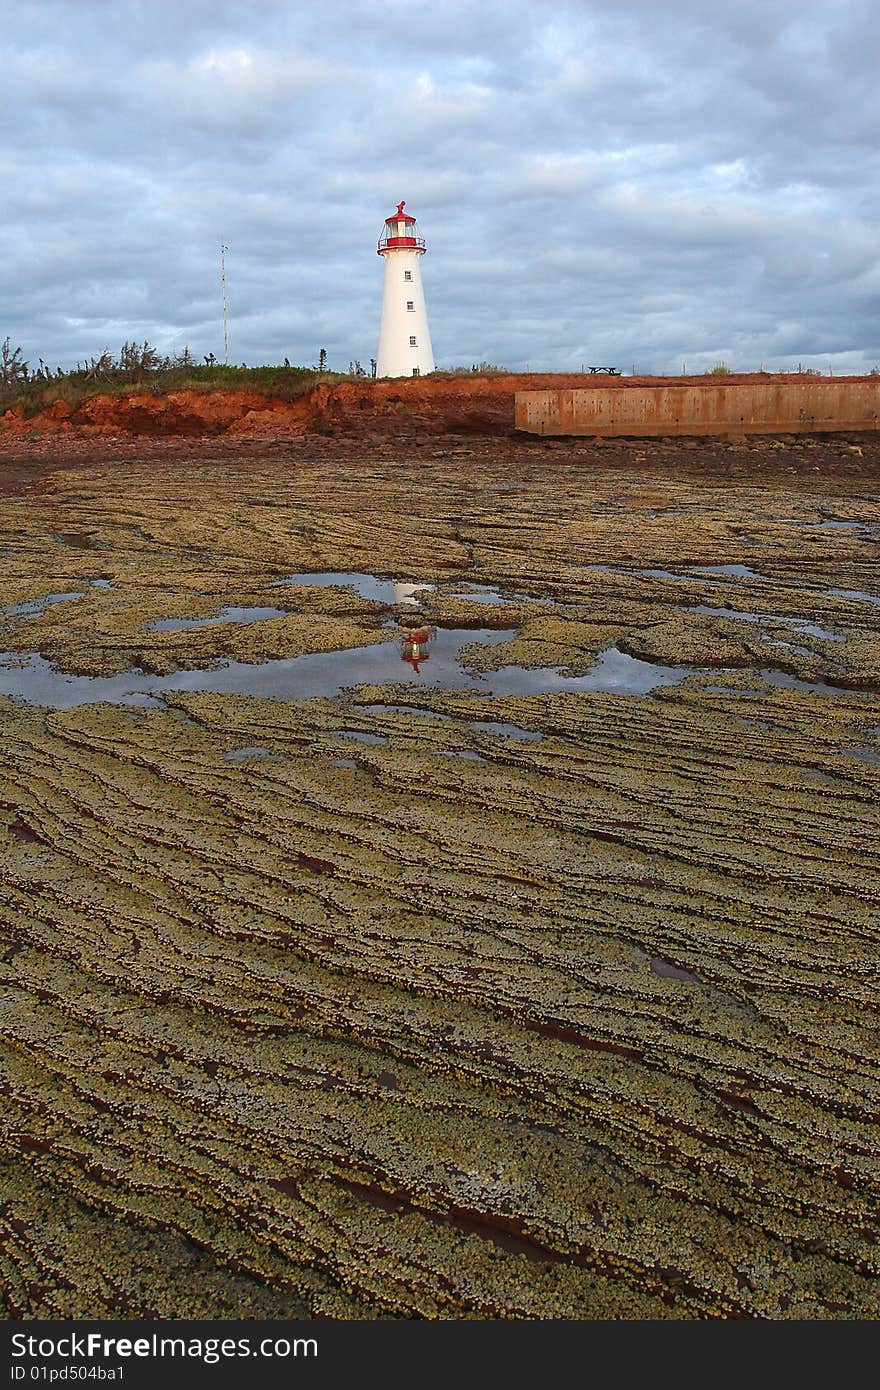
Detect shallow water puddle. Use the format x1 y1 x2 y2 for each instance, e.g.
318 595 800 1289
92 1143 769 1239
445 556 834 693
3 591 86 620
681 604 844 642
7 818 41 844
0 560 866 713
467 720 543 741
826 588 880 605
223 746 277 762
589 563 877 609
272 571 547 610
0 627 701 709
486 647 693 698
779 518 877 534
595 564 769 584
842 746 880 765
765 639 813 657
686 564 765 580
704 670 859 699
0 629 503 709
147 605 290 632
594 563 771 584
0 656 168 708
270 571 434 606
451 583 544 607
651 957 703 985
337 730 387 746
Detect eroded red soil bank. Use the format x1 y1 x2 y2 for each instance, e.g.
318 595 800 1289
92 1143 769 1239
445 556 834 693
5 371 877 444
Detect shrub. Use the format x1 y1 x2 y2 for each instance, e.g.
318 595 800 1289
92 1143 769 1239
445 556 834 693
433 362 510 377
0 337 29 402
0 339 360 415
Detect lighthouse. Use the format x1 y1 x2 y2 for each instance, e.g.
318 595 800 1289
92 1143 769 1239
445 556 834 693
376 200 435 378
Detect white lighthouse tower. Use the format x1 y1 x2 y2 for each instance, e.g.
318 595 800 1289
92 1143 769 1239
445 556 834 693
376 200 435 378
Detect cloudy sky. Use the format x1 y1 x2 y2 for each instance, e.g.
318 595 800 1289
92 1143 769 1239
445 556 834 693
4 0 878 375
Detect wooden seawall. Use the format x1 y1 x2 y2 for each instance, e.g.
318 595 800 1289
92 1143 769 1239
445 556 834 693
515 380 880 437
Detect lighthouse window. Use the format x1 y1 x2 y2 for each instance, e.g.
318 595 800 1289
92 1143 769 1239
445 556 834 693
409 335 417 347
404 270 413 282
406 300 414 311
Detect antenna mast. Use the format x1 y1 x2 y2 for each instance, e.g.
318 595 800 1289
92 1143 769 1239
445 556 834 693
220 243 229 365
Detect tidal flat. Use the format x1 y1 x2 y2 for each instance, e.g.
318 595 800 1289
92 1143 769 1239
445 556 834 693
0 435 878 1318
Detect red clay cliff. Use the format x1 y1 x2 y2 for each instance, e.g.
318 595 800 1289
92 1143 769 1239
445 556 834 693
4 371 875 444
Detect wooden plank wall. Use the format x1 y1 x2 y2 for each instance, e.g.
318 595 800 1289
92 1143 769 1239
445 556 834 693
515 381 880 436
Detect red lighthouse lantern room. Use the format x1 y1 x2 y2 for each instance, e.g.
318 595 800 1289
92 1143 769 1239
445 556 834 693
377 200 427 254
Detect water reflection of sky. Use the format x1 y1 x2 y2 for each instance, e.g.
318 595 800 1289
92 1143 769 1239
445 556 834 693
3 591 86 620
270 571 430 605
0 565 870 711
827 588 880 605
681 604 844 641
147 606 289 631
268 571 543 608
687 564 765 580
0 630 699 710
451 584 543 606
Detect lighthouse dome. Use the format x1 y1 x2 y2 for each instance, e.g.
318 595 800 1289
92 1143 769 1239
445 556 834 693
377 200 426 254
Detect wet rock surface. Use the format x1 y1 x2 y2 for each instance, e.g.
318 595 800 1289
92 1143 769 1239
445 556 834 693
0 434 878 1319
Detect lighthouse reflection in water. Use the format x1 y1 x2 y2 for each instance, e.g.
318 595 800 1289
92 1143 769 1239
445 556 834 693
393 582 436 675
399 624 436 674
393 581 433 608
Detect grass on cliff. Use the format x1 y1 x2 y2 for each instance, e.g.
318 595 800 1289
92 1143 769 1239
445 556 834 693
1 335 524 421
3 364 362 419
